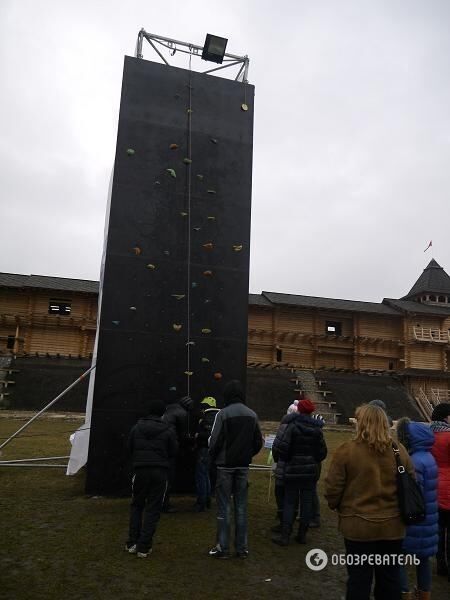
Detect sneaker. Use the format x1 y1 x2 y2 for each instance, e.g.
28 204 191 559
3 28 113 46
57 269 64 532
236 550 249 559
208 546 230 559
136 548 152 558
125 544 137 554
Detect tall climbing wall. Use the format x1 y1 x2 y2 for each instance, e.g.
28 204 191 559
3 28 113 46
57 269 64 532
86 56 254 494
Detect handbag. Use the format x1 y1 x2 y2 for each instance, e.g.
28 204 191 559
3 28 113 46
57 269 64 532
392 443 426 525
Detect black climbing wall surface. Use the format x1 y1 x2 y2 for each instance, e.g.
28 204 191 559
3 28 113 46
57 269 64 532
86 57 254 494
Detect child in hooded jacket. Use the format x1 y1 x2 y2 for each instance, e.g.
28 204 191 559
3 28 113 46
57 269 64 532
396 418 438 600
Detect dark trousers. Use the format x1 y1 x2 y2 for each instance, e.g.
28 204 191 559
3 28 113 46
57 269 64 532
162 459 176 509
344 539 403 600
128 467 168 553
275 482 320 523
195 447 211 507
437 508 450 571
282 482 314 531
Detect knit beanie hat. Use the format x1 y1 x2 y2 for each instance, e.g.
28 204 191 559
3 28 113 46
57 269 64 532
369 399 387 411
223 380 245 406
201 396 216 408
297 399 315 414
287 399 299 414
148 398 166 417
431 402 450 422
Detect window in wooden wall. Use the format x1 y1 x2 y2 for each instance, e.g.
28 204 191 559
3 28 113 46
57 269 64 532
6 335 15 349
276 347 283 362
48 299 72 315
326 321 342 336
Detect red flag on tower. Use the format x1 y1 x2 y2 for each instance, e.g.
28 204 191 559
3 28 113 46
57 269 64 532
424 240 432 252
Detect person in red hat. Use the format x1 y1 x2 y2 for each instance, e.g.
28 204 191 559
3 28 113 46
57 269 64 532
271 397 327 545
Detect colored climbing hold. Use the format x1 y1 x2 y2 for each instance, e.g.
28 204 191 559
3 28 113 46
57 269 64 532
207 216 216 221
214 372 223 380
180 211 188 217
154 180 161 185
207 189 216 195
132 246 141 256
112 321 120 326
196 174 204 180
166 168 176 178
183 158 192 164
204 299 211 304
126 148 135 155
169 143 179 150
146 263 156 270
201 328 212 334
203 242 213 250
187 109 193 114
171 294 185 300
210 138 218 144
203 270 213 277
184 371 193 376
192 282 198 288
163 250 170 256
201 357 210 363
173 324 182 332
169 386 177 392
232 245 243 252
129 306 137 311
186 341 195 346
193 227 201 232
241 103 248 111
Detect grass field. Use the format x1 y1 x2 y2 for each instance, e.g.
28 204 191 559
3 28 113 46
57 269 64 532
0 417 447 600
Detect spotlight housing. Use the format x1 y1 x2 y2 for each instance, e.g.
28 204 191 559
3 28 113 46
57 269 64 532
201 34 228 64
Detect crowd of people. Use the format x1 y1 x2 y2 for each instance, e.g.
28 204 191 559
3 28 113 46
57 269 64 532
123 381 450 600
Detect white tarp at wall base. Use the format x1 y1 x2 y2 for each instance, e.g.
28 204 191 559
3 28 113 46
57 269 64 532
66 170 113 476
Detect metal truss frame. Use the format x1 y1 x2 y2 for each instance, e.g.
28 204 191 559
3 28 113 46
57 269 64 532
135 29 250 83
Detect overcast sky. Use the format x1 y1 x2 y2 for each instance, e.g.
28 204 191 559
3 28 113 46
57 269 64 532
1 0 450 302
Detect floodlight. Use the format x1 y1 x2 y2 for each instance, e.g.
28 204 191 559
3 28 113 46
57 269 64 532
201 34 228 64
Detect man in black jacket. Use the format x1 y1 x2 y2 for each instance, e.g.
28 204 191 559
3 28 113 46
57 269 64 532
125 399 178 558
271 398 327 546
161 395 193 512
194 396 220 511
208 380 263 559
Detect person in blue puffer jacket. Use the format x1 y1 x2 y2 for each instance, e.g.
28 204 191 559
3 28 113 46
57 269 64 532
396 418 438 600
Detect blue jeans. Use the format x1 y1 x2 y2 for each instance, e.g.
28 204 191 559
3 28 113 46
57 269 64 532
195 448 211 506
215 467 248 554
399 557 432 592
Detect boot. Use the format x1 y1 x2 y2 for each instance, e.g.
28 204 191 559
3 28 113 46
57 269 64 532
417 592 431 600
400 593 413 600
271 525 290 546
271 509 283 533
295 522 309 544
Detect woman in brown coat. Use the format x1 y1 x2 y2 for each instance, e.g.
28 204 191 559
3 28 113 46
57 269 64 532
325 404 415 600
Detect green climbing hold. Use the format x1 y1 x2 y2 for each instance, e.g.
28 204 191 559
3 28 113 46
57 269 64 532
192 282 198 288
207 189 216 195
171 294 185 300
201 328 212 334
154 181 161 185
187 109 193 114
201 357 210 363
207 216 216 221
146 263 156 270
196 174 204 180
126 148 135 155
183 158 192 164
180 211 188 217
166 168 176 178
112 320 120 326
